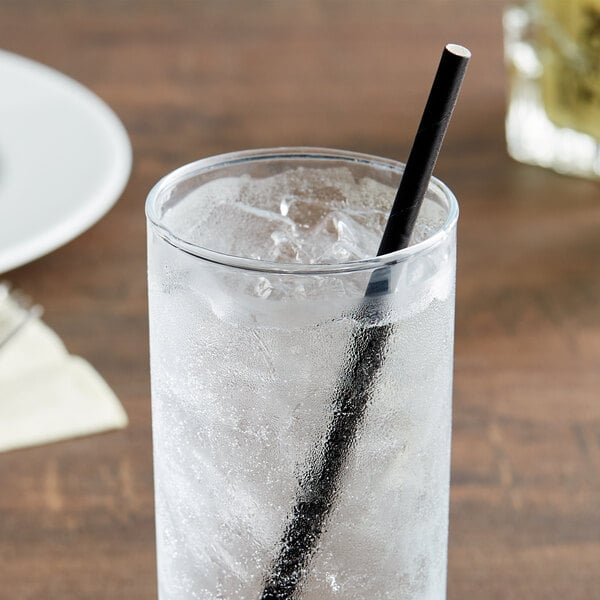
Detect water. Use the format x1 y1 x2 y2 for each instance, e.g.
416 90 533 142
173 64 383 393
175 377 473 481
161 167 446 265
148 166 455 599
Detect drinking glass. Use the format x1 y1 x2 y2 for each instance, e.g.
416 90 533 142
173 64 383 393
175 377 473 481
146 148 458 599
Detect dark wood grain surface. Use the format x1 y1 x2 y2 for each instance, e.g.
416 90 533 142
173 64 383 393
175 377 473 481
1 1 599 598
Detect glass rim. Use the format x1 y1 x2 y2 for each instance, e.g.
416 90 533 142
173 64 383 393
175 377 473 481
145 147 459 275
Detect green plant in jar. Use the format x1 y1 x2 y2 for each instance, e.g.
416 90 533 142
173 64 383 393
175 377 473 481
540 0 600 138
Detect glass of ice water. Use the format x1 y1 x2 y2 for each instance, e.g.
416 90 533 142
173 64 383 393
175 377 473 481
146 148 459 599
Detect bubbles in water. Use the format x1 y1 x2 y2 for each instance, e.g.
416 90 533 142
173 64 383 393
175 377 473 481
255 276 274 299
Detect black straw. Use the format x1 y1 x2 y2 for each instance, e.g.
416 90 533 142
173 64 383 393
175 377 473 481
260 44 470 599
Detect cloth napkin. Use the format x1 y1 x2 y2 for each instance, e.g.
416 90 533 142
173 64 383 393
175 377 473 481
0 294 127 453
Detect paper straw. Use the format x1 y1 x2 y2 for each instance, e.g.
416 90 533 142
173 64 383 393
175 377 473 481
261 44 471 599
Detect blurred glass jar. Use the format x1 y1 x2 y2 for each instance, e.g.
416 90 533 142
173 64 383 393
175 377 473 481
504 0 600 178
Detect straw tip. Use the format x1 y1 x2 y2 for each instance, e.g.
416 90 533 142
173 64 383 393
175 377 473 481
445 44 471 59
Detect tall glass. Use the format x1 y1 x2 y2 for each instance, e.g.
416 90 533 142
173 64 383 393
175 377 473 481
146 148 458 599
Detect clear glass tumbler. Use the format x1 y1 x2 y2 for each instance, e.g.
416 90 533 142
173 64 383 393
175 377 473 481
146 148 458 599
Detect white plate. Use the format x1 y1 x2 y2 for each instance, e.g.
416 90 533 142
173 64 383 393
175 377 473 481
0 50 132 273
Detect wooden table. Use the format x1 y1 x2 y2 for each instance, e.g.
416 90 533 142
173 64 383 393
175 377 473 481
1 2 599 598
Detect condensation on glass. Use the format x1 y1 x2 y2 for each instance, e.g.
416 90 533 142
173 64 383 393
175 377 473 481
146 148 459 599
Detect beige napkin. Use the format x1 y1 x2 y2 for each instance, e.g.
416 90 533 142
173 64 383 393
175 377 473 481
0 301 127 453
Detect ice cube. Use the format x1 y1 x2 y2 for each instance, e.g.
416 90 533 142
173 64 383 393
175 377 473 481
162 166 446 269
